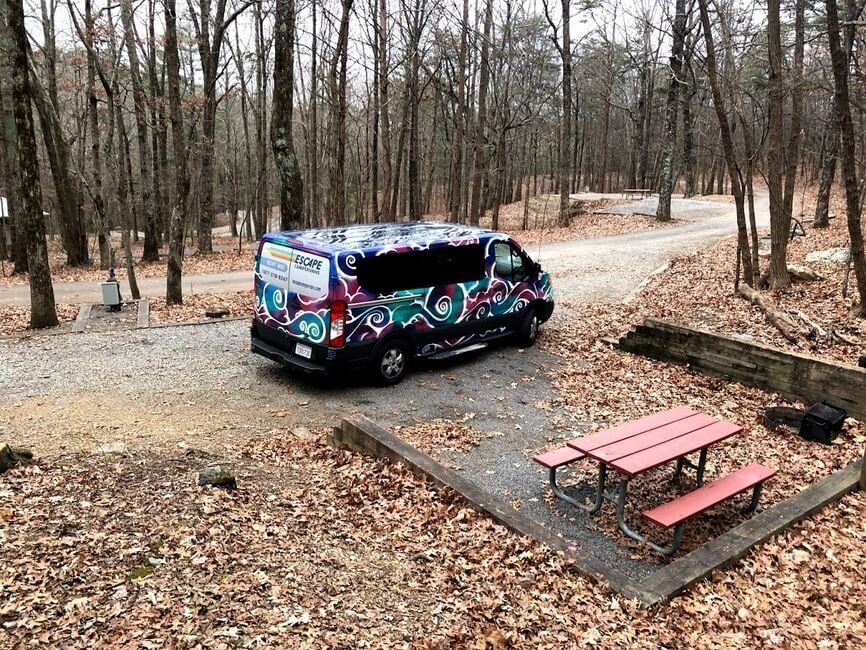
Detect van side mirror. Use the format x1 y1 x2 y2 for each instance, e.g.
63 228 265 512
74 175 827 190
532 261 542 280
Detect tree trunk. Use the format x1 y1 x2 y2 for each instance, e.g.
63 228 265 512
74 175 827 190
377 0 392 221
558 0 572 226
164 0 189 305
84 0 112 270
825 0 866 314
448 0 469 223
272 0 304 231
697 0 753 286
814 110 838 228
121 0 159 262
0 10 26 273
468 0 492 226
327 0 353 225
680 42 697 199
7 0 57 327
766 0 789 289
656 0 687 222
370 0 380 223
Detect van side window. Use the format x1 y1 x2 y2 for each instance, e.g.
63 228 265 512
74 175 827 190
494 242 530 283
357 244 485 293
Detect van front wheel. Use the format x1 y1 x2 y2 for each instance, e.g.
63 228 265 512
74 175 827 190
516 308 540 347
372 339 409 385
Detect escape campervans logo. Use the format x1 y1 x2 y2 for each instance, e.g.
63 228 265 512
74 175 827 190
289 251 329 299
259 242 330 300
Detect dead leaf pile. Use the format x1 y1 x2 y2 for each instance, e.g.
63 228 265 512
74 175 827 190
623 187 863 363
0 304 80 337
148 290 253 325
1 440 863 647
396 414 486 457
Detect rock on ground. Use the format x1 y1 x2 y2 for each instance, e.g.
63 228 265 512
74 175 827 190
805 248 849 264
787 264 825 282
197 465 237 489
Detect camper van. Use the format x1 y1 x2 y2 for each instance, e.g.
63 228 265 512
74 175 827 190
250 222 554 385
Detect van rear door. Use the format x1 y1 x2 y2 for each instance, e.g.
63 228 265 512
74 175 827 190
255 240 332 345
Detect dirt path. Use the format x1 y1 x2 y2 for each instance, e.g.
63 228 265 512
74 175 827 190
0 194 767 306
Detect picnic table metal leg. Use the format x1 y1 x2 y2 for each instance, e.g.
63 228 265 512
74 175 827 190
744 483 764 513
614 478 685 556
673 448 709 485
673 457 685 482
695 448 708 486
548 463 607 514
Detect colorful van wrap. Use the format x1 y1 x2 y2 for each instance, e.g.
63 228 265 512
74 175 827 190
252 222 554 378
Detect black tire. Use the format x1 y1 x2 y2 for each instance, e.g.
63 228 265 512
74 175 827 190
371 339 410 385
516 307 540 347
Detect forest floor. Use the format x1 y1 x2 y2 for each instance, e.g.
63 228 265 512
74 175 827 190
1 321 863 647
1 186 864 646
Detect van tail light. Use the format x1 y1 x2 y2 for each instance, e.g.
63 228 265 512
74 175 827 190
329 300 347 348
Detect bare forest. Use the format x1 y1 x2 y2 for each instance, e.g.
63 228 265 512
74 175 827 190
1 0 866 325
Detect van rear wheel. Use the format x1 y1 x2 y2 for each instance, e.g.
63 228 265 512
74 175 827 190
516 308 540 347
372 339 409 385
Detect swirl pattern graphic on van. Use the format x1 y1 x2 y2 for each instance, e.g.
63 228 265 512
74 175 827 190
334 237 552 346
254 230 552 348
254 281 330 344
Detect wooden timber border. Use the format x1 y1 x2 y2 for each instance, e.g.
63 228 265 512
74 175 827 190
618 317 866 420
331 414 864 607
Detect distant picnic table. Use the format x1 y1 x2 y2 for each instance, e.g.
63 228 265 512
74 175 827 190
621 188 653 200
534 407 775 555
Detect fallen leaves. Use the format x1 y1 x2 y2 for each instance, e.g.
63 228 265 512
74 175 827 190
1 445 863 647
148 290 252 325
0 304 80 336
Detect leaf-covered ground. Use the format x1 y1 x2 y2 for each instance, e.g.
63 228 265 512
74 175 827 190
480 195 677 247
1 437 863 648
625 186 863 363
148 291 253 325
0 239 254 288
0 303 79 337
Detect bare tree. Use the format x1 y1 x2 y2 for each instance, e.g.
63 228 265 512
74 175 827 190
468 0 493 226
447 0 469 223
656 0 688 222
542 0 572 227
272 0 304 230
696 0 753 285
5 0 57 327
121 0 160 262
825 0 866 313
165 0 191 305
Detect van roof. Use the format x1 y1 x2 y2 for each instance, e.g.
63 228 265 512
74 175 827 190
264 221 498 254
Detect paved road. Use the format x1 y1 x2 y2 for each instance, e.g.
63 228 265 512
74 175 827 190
0 194 767 306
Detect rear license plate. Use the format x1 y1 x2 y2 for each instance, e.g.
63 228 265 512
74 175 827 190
295 342 313 359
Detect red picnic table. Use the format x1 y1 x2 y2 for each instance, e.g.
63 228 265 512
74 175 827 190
534 407 775 555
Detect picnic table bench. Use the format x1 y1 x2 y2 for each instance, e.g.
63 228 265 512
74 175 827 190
621 188 653 200
533 407 775 555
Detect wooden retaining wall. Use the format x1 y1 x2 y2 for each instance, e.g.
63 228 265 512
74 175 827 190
618 318 866 420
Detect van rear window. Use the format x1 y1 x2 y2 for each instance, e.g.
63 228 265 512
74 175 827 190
357 244 485 293
259 242 330 299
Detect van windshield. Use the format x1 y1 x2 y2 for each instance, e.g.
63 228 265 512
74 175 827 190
259 242 330 299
